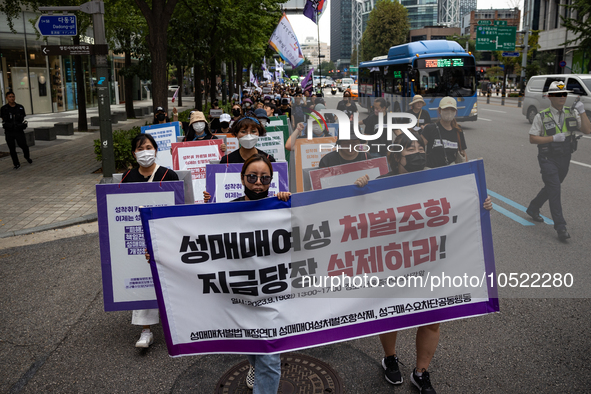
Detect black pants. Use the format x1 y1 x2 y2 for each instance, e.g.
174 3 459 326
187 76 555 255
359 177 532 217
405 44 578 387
529 154 571 231
5 130 30 167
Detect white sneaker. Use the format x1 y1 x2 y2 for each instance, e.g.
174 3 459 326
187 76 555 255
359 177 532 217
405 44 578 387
135 330 154 348
246 364 255 389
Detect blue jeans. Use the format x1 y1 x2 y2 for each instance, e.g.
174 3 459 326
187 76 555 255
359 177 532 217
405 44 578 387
246 354 281 394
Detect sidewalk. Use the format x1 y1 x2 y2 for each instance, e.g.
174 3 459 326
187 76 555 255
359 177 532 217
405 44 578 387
0 99 195 238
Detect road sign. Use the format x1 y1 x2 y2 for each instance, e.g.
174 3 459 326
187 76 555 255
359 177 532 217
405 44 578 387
494 20 508 26
502 52 520 57
478 20 492 25
350 66 358 72
41 45 108 56
559 60 567 68
35 14 77 36
475 25 517 51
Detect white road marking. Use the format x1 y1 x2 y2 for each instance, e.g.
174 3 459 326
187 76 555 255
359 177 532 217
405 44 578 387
571 160 591 168
479 117 492 121
481 108 506 113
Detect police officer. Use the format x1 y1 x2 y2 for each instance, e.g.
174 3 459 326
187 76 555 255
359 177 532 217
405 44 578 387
526 81 591 241
1 91 32 169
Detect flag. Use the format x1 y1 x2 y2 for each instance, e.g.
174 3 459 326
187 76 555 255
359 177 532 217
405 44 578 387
301 67 315 93
250 70 258 87
171 87 179 103
269 14 305 68
303 0 327 24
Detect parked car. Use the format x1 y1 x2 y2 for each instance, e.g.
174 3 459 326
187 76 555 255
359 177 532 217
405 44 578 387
349 84 358 100
522 74 591 124
339 78 354 92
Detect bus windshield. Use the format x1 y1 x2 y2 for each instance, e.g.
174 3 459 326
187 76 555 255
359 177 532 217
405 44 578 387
414 57 476 98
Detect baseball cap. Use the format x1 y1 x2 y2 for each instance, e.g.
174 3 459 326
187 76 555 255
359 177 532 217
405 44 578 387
219 113 231 123
254 108 270 122
156 106 165 113
439 97 457 110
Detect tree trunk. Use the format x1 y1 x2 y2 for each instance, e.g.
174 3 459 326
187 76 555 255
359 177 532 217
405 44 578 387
229 61 234 98
221 61 227 105
209 57 217 104
124 45 135 119
73 35 87 131
194 61 203 111
176 64 183 107
236 59 243 97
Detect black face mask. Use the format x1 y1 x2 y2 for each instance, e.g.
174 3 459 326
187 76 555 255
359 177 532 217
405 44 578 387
244 186 269 201
232 109 241 117
156 113 166 121
220 122 230 129
403 153 427 172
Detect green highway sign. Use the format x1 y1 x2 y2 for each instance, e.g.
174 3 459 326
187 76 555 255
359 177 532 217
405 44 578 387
475 25 517 51
478 20 492 25
349 66 358 72
494 20 508 26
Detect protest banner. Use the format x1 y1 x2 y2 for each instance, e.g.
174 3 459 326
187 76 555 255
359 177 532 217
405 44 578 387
172 140 223 204
140 160 498 357
205 162 289 203
294 137 337 192
141 122 182 169
218 133 239 153
97 181 184 311
309 157 389 190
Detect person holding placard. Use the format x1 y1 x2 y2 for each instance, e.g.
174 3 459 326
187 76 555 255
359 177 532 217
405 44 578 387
407 95 431 135
183 111 226 154
219 116 276 164
121 133 179 348
355 132 492 394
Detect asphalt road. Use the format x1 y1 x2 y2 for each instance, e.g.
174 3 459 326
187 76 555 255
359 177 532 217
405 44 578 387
1 93 590 393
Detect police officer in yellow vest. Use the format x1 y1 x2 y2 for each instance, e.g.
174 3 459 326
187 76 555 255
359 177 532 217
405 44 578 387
526 81 591 240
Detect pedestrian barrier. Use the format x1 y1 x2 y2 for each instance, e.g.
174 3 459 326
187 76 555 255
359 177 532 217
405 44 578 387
34 127 56 141
112 111 127 122
142 107 150 115
54 122 74 135
134 108 143 117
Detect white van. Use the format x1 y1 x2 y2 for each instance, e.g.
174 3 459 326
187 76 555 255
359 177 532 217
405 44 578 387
340 78 355 92
522 74 591 123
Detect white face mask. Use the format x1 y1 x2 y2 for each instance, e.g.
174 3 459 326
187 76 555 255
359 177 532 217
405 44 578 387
135 149 156 168
312 124 324 136
239 134 259 149
440 110 456 122
193 122 206 133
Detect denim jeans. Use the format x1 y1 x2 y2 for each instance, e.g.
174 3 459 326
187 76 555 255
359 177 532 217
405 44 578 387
246 354 281 394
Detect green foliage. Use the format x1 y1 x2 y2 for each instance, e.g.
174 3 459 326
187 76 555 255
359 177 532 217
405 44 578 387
360 0 410 61
562 0 591 61
485 66 504 83
508 93 520 97
94 127 141 171
446 35 481 61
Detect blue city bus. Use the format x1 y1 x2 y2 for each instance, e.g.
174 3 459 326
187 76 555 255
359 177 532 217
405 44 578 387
358 40 478 122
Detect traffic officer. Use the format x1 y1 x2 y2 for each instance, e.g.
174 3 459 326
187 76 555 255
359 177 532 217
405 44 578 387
1 91 32 169
526 81 591 241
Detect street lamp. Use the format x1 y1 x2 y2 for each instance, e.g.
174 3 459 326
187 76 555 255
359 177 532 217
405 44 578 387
318 54 325 90
355 0 363 79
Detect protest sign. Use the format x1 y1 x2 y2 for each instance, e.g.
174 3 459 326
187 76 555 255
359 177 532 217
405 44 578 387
97 181 184 311
294 137 337 192
140 160 498 357
172 140 223 204
218 133 239 153
205 162 289 203
309 157 389 190
141 122 182 169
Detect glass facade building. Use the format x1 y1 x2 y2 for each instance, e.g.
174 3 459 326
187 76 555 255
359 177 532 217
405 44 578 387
401 0 438 30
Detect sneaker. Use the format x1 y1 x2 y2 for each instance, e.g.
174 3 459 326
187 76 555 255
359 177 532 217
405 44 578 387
382 355 403 385
411 368 436 394
135 330 153 348
246 364 255 389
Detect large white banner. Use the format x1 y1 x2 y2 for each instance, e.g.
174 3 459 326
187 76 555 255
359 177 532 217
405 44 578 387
269 15 305 68
141 161 498 357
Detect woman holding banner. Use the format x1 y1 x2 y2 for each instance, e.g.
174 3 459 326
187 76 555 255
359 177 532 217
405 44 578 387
121 133 179 348
355 133 491 394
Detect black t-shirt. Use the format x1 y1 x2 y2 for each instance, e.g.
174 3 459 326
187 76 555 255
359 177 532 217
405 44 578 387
363 113 389 157
280 107 292 118
408 109 431 133
1 103 26 131
336 100 358 118
292 104 307 124
319 151 376 168
183 131 219 142
122 166 179 183
219 148 276 164
422 122 467 168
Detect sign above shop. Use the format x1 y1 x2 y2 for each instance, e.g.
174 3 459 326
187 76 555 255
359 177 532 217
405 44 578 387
35 14 78 36
41 44 109 56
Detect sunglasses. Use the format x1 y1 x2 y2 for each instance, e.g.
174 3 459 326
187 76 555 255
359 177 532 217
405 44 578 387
550 92 568 97
245 174 272 185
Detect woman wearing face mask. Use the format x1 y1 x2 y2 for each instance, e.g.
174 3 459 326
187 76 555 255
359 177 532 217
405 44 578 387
230 104 243 127
183 111 227 152
355 132 491 394
407 95 431 134
153 107 170 125
219 116 276 164
361 98 390 157
121 133 179 349
337 91 358 121
421 97 466 168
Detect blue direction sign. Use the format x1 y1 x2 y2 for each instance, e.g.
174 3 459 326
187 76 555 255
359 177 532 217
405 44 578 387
35 14 77 36
502 52 520 57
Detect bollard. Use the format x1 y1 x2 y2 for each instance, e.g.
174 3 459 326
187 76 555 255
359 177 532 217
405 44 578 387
517 96 522 108
487 92 490 104
501 96 505 106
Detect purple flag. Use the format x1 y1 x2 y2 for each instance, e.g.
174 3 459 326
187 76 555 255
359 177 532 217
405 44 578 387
301 68 315 93
303 0 318 23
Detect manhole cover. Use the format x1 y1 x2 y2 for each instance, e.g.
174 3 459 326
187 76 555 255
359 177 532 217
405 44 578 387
215 353 343 394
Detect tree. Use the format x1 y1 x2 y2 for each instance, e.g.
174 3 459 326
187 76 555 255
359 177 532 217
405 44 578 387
446 35 482 61
562 0 591 73
320 60 335 75
360 0 409 61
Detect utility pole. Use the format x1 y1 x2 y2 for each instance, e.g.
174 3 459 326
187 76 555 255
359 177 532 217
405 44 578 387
518 29 529 105
39 0 115 178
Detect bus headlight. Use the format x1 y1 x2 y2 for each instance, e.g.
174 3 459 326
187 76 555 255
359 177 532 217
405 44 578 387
470 102 478 116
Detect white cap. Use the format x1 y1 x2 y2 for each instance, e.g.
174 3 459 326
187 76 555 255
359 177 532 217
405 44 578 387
439 96 457 110
220 113 231 123
546 81 572 94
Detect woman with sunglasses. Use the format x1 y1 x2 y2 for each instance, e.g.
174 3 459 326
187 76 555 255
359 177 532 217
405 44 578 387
355 132 491 394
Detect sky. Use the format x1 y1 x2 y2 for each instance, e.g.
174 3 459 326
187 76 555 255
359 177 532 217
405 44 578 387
287 0 524 46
